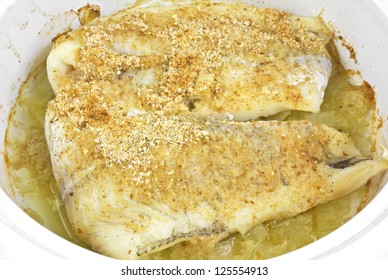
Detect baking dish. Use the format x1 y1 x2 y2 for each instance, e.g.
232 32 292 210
1 0 388 259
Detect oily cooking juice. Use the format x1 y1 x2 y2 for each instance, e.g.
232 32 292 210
4 2 386 259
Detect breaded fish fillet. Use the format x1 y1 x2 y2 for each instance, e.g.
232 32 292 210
45 91 388 259
45 2 388 259
47 1 332 120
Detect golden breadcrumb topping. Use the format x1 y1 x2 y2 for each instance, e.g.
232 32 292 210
53 2 330 109
47 2 333 211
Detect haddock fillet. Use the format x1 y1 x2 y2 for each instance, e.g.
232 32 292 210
45 2 388 259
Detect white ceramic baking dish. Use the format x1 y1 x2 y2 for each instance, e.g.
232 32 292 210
1 0 388 259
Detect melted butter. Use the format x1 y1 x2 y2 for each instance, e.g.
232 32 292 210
5 40 383 260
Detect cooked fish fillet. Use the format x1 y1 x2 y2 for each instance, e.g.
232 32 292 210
47 2 333 120
46 99 388 259
45 2 388 259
